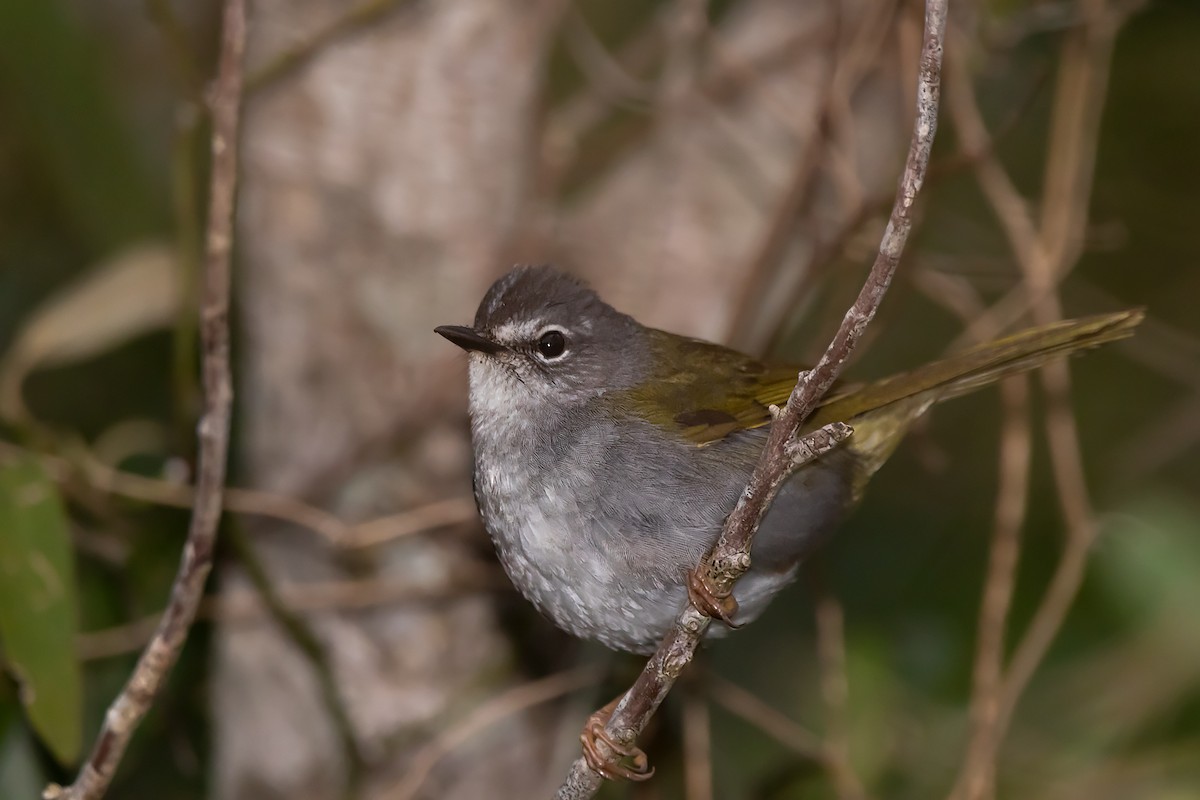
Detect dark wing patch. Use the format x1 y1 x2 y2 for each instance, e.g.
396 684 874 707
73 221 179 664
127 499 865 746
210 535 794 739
674 409 738 427
611 330 807 446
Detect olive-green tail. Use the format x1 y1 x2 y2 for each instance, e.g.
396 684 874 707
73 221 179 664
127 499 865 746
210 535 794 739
811 308 1143 492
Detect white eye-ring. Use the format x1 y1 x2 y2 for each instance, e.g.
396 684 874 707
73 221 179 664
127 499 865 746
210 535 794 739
535 327 569 361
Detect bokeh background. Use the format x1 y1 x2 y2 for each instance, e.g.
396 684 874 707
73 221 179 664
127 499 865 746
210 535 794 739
1 0 1197 798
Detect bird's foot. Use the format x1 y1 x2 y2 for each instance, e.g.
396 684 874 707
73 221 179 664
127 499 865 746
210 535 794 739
687 564 741 628
580 697 654 782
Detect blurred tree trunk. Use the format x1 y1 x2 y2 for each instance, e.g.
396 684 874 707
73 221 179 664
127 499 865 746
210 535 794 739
215 1 910 798
216 2 564 799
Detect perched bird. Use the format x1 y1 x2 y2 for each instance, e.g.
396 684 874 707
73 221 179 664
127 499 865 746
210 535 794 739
437 266 1140 656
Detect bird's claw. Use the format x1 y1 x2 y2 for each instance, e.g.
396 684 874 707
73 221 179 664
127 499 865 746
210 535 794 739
687 564 742 628
580 700 654 782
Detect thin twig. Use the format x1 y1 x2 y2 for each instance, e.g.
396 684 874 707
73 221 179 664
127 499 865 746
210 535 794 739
563 6 655 109
44 1 244 797
654 0 709 279
917 274 1034 800
245 0 415 94
387 668 604 800
725 0 899 353
755 62 1048 357
956 376 1032 800
940 6 1126 793
76 566 505 661
814 591 865 800
1113 390 1200 482
0 440 477 549
553 2 947 795
340 497 479 549
705 673 826 763
546 15 833 201
994 6 1118 736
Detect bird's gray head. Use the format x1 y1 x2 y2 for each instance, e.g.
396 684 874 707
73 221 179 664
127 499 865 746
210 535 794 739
436 266 646 416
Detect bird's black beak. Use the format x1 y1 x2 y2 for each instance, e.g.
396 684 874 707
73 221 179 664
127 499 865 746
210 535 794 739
435 325 506 355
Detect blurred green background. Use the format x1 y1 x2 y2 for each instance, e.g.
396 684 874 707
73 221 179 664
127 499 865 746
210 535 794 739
1 1 1198 799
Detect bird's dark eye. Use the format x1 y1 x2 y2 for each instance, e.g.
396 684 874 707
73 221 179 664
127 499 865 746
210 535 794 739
536 329 567 360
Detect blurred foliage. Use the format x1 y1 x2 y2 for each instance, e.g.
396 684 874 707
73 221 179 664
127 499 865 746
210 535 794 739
0 0 1196 798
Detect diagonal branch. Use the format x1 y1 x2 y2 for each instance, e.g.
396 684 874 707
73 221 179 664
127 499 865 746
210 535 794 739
43 1 244 797
553 1 948 796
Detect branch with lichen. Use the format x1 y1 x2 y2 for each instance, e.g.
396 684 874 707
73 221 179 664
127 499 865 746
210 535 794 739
553 0 948 796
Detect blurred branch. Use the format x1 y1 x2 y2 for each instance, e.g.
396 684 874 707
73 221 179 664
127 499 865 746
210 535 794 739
44 0 243 797
814 591 865 800
938 3 1135 794
1063 280 1200 479
0 441 477 549
246 0 415 95
553 0 947 794
724 0 874 352
386 667 604 800
946 0 1140 348
918 274 1033 800
564 6 655 109
545 13 830 200
1070 280 1200 391
993 1 1119 736
705 673 826 763
1113 390 1200 482
145 0 204 100
749 54 1048 357
77 563 506 661
654 0 708 278
225 524 367 799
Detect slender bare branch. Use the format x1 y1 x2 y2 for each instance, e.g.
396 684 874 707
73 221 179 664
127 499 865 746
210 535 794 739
955 376 1032 800
994 10 1116 735
76 565 505 661
916 265 1035 800
386 668 604 800
705 673 825 763
939 4 1129 793
915 267 1034 800
815 592 865 800
553 1 948 795
43 1 244 798
0 441 477 549
725 0 901 353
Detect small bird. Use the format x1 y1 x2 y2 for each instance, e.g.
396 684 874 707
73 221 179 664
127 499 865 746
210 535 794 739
437 266 1140 656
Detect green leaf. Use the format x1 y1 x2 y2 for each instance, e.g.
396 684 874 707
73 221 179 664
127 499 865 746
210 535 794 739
0 453 82 764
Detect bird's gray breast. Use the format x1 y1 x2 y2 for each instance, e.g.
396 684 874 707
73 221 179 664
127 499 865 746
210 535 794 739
470 396 855 654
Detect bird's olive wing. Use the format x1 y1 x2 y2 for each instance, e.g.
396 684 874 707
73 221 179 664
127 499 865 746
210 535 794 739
613 332 825 446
